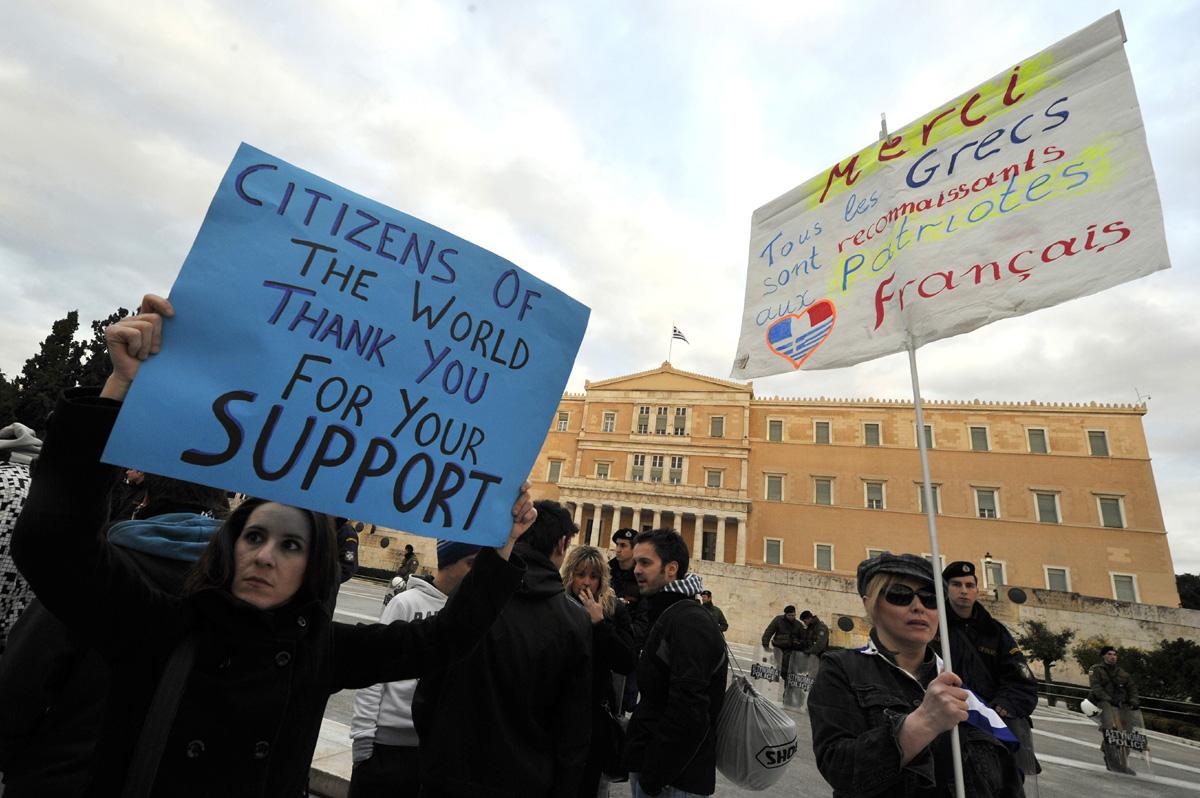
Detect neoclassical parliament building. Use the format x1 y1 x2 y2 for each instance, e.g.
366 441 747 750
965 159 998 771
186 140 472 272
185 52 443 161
531 363 1181 608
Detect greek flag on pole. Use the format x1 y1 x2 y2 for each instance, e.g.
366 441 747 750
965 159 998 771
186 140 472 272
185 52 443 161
672 326 689 344
964 690 1020 751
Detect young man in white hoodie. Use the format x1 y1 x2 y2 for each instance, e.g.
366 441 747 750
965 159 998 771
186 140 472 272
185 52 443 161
347 540 482 797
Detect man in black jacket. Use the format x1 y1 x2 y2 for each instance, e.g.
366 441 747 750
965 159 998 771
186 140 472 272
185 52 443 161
414 500 592 798
624 529 726 797
943 561 1040 778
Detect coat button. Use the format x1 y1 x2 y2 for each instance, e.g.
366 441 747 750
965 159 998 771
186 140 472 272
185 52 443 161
186 739 206 758
297 616 308 628
253 740 270 759
275 651 292 667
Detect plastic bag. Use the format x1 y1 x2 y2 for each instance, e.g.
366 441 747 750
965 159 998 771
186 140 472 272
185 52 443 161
715 675 798 790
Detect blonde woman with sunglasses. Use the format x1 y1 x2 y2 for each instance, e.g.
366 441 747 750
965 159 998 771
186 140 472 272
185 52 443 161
807 553 1024 798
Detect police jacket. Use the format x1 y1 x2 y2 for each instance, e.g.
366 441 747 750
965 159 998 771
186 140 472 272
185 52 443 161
809 631 1024 798
413 542 593 798
945 603 1038 718
1089 662 1139 707
11 390 525 798
804 618 830 655
624 582 727 796
761 614 805 649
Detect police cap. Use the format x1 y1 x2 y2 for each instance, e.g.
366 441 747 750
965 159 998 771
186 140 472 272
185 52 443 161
942 561 976 582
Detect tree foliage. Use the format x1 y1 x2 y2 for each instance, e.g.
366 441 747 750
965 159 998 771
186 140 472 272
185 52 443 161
4 308 129 433
12 311 85 433
1016 620 1075 682
77 308 130 388
1073 636 1200 702
1178 573 1200 610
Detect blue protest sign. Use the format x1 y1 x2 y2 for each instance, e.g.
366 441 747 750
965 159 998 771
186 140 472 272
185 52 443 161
103 143 589 545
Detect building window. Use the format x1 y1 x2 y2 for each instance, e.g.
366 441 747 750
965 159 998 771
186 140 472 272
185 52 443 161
864 422 881 447
765 538 783 565
702 530 717 561
650 454 664 482
765 474 784 502
983 560 1006 588
865 481 885 510
969 426 989 452
710 416 725 437
814 477 833 506
922 554 946 572
1027 428 1048 454
673 407 688 436
595 462 610 480
920 424 935 449
1088 430 1110 456
705 469 723 489
669 455 684 484
602 412 616 433
556 412 569 432
547 460 563 483
867 547 886 559
767 418 784 442
918 484 940 514
815 543 834 571
814 420 831 444
1111 573 1138 602
1045 566 1070 592
1098 496 1125 529
654 407 669 435
631 454 645 481
1035 492 1060 524
975 488 998 519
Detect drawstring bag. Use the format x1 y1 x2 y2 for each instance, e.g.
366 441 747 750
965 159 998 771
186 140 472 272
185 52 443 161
715 646 798 790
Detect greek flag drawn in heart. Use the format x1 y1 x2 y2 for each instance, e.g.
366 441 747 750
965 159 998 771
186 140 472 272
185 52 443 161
766 300 836 369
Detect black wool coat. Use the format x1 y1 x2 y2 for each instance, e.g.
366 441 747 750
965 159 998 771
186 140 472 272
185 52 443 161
624 590 727 796
12 390 524 798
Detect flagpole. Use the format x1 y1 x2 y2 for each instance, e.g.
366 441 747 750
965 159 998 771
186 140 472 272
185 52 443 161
908 337 966 798
880 101 964 797
668 330 674 363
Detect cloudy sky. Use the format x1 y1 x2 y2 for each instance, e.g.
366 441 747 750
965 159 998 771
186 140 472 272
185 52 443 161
3 1 1197 571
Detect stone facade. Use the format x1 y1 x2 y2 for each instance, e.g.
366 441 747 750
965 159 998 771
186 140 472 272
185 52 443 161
681 556 1200 684
533 363 1181 607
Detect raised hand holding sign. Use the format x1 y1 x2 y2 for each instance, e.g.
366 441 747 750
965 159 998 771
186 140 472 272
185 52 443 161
103 144 588 546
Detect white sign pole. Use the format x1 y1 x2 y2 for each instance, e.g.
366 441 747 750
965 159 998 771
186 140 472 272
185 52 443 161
908 338 966 798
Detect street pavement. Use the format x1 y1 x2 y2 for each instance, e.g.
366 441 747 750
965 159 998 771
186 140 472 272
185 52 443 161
321 577 1200 798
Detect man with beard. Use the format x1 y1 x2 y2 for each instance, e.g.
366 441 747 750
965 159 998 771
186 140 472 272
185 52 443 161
623 529 726 797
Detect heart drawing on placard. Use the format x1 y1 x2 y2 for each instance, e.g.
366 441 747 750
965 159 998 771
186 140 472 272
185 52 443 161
765 300 836 369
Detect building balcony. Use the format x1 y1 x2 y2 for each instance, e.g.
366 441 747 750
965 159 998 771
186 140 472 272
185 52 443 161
558 475 750 511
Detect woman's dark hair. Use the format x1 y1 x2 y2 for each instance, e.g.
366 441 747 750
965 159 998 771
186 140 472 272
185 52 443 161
184 497 339 603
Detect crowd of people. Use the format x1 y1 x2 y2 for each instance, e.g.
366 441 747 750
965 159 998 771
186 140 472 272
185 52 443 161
0 296 1150 797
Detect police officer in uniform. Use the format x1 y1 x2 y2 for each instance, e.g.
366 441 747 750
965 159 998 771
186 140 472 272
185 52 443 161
942 560 1040 781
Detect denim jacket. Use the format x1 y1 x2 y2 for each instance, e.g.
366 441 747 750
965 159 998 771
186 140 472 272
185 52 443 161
808 630 1024 798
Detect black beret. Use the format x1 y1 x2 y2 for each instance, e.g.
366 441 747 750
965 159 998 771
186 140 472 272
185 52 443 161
942 561 976 581
612 528 637 543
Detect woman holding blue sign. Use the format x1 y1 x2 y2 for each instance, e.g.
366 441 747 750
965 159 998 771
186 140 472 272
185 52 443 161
11 294 536 798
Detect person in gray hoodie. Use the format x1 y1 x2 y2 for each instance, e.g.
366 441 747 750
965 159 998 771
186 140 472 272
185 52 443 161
0 473 226 798
348 540 483 797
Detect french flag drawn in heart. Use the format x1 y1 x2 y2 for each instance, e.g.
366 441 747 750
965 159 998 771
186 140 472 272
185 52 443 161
766 300 836 369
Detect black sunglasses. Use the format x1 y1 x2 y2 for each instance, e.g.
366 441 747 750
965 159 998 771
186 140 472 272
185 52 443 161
883 584 938 610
